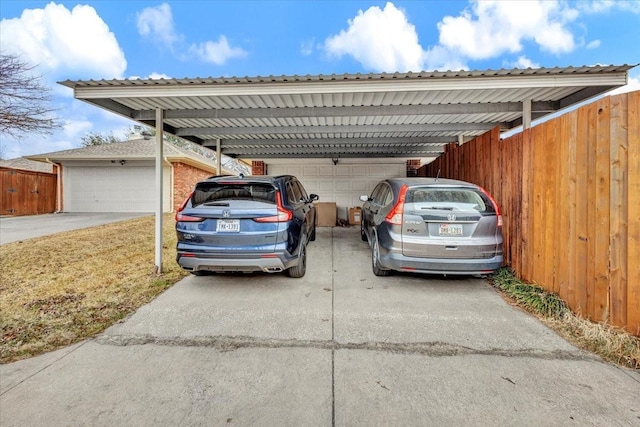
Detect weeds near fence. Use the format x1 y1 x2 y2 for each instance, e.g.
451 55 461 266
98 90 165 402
490 267 639 370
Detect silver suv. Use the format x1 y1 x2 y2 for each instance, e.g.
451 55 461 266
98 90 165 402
176 175 318 277
360 178 503 276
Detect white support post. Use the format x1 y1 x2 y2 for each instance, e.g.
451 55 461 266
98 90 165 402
523 99 532 130
458 135 464 146
216 138 222 174
154 107 164 274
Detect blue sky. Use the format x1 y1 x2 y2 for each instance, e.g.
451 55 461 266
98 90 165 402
1 0 639 159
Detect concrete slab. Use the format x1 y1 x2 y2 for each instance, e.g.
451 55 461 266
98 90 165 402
332 229 576 352
0 212 150 245
103 229 334 342
334 350 640 426
1 227 638 426
1 343 331 427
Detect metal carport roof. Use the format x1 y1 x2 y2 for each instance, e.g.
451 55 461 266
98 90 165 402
59 65 634 161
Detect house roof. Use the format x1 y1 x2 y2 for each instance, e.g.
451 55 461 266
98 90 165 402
26 138 250 175
59 65 636 160
0 157 54 173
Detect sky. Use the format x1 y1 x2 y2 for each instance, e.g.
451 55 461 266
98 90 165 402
1 0 639 159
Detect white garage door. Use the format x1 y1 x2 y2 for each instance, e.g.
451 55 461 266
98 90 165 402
268 161 405 219
64 165 171 212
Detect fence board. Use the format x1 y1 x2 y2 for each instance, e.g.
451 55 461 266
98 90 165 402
609 94 628 328
574 105 589 314
594 97 611 322
627 91 640 334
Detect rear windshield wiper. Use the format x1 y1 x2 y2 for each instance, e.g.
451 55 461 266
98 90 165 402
420 206 454 211
202 202 230 206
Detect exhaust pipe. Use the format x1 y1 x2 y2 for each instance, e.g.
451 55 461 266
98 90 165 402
264 267 283 273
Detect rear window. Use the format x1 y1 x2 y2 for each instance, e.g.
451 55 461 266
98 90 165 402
405 187 495 213
191 182 277 207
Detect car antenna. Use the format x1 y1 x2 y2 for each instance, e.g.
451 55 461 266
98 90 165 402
435 168 441 182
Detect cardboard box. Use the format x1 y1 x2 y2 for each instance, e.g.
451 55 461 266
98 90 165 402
349 207 362 225
315 202 337 227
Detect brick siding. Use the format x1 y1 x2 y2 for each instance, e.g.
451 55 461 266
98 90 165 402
406 159 421 177
252 160 266 175
173 162 214 212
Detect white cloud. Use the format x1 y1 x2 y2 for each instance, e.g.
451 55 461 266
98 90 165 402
136 3 246 66
136 3 182 51
62 119 93 139
504 56 540 69
189 36 248 65
578 0 640 14
129 73 172 80
324 2 425 72
300 38 315 56
586 40 601 49
438 1 578 59
0 3 126 79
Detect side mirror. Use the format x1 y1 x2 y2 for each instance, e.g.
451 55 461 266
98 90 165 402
310 194 319 202
359 195 370 202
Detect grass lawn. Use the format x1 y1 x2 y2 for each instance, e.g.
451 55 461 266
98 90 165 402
0 214 188 363
1 217 638 369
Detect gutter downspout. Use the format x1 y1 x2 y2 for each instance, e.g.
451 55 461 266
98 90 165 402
45 158 62 213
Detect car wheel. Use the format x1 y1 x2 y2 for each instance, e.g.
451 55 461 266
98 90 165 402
287 242 307 278
360 223 367 242
372 238 391 276
309 223 316 242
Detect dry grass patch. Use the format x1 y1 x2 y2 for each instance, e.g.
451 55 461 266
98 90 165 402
0 214 188 363
491 268 639 370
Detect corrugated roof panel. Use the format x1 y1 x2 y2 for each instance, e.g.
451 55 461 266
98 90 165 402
61 65 635 159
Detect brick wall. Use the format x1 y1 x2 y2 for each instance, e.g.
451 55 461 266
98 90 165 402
172 162 214 212
406 159 421 177
252 160 266 175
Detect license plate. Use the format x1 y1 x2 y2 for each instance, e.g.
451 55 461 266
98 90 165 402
439 224 463 236
216 219 240 232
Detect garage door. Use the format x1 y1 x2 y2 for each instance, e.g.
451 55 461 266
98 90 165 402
64 165 171 212
268 162 405 219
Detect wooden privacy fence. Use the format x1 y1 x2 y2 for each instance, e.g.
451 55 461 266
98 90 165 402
0 167 57 216
419 91 639 335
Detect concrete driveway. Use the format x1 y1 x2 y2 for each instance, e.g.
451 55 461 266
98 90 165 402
0 212 151 245
1 227 639 426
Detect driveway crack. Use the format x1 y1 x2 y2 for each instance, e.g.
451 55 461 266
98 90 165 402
94 334 599 362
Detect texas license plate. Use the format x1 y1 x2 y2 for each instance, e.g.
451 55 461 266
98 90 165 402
216 219 240 232
439 224 463 236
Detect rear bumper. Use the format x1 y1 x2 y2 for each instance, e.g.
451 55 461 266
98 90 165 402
379 247 503 275
176 251 298 273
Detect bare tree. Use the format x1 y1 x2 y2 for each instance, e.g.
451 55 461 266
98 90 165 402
80 131 121 147
0 52 60 138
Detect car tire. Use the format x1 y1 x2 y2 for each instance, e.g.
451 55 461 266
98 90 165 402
287 241 307 278
360 223 367 242
372 238 391 276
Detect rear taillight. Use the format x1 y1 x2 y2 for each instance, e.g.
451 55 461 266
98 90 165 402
385 184 408 226
175 191 204 222
479 187 502 227
254 191 293 223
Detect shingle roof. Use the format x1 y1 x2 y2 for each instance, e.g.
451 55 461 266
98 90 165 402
0 157 54 173
25 138 251 175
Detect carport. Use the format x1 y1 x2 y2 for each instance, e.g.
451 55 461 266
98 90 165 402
59 65 632 274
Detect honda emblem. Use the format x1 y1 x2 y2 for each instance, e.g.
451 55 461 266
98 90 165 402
447 214 456 221
223 210 231 218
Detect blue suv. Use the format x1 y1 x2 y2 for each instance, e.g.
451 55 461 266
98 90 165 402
175 174 318 278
